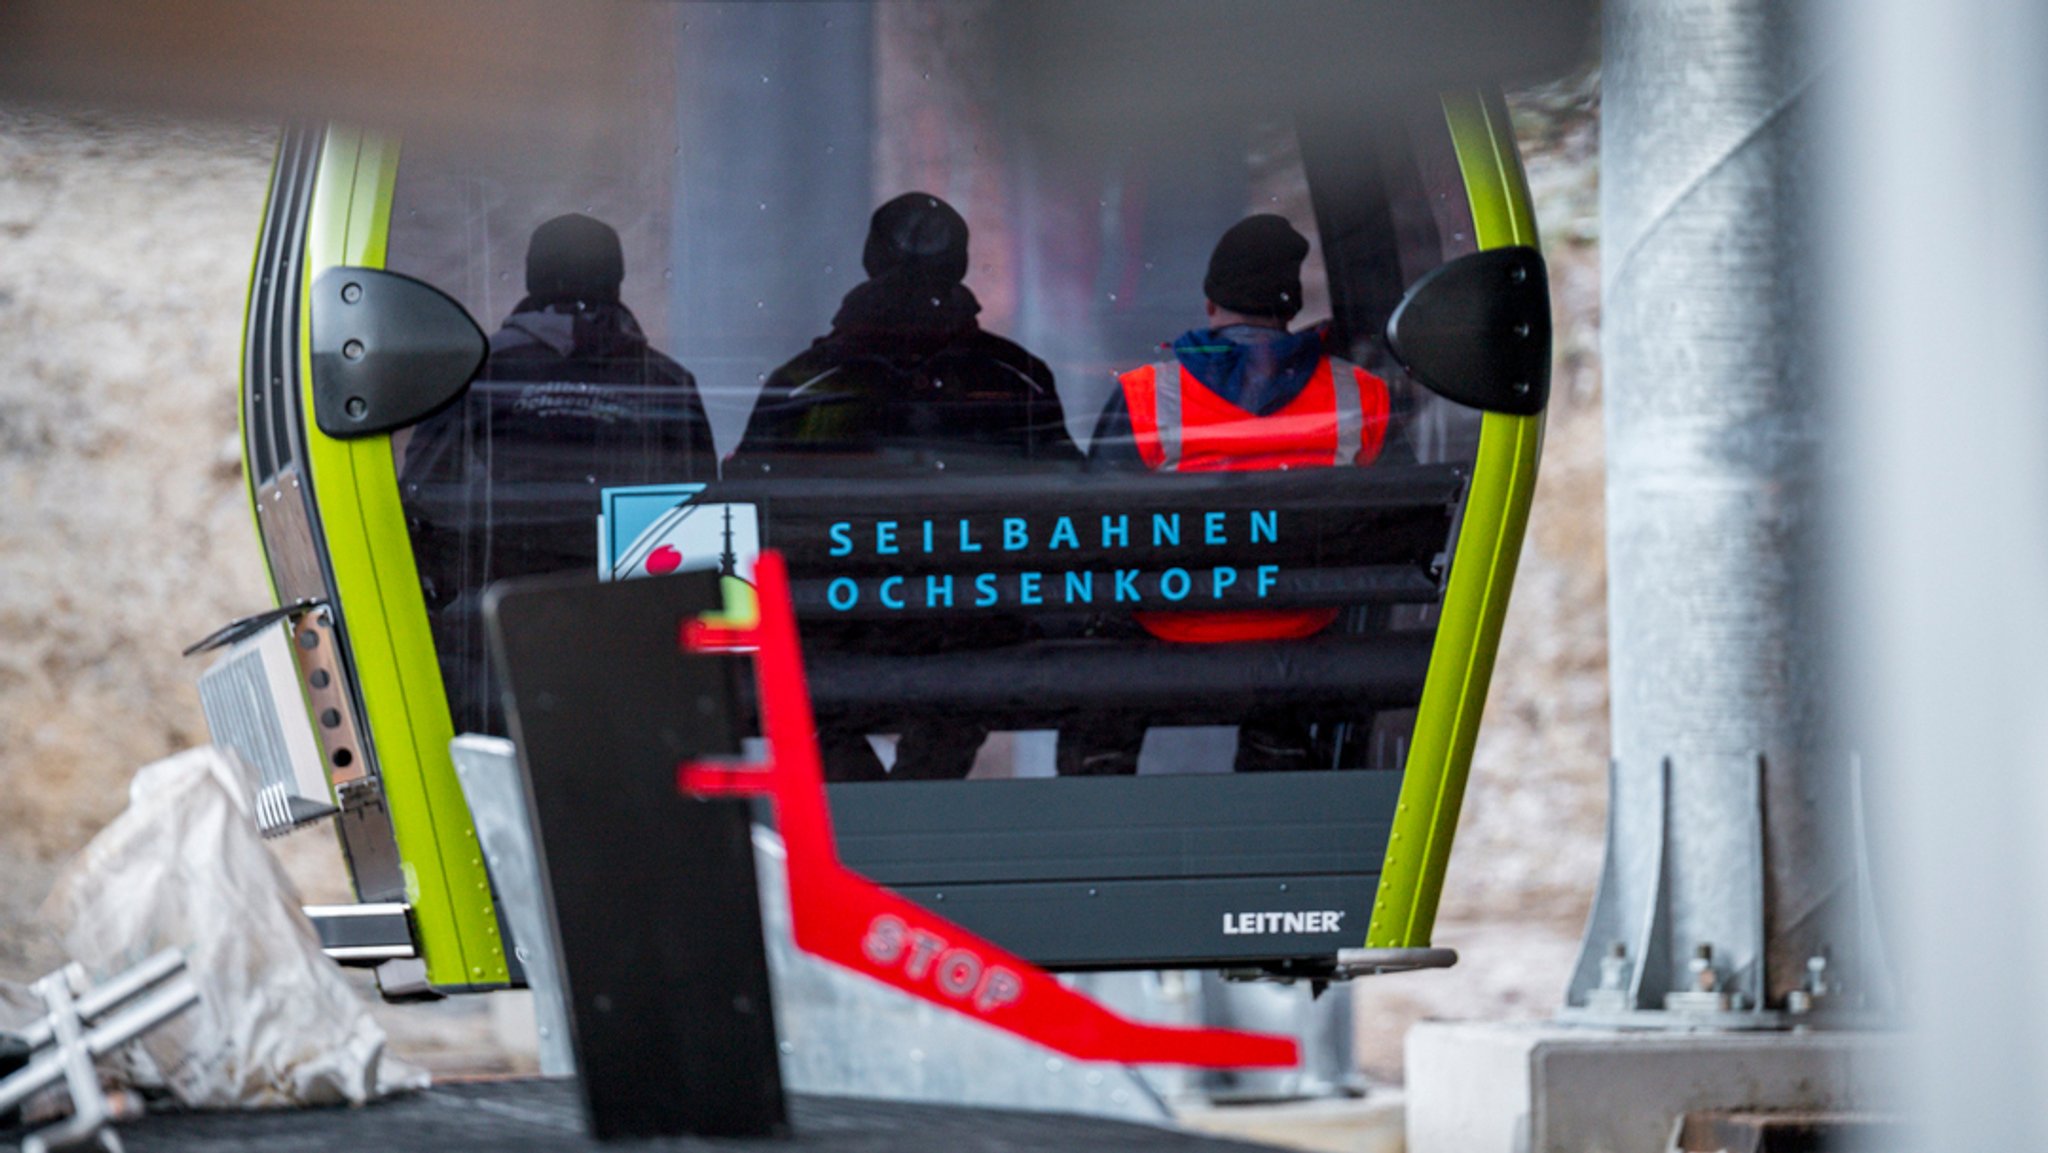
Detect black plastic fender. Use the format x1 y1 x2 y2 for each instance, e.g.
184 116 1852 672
309 267 486 439
1386 245 1551 416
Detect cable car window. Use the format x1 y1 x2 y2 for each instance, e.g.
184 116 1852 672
385 1 1483 789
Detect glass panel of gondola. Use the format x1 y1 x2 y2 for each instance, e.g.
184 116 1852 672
385 2 1486 949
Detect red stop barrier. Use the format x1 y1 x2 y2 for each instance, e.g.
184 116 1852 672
678 551 1298 1069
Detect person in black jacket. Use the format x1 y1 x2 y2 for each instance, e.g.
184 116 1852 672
733 193 1081 782
401 213 714 735
406 212 715 489
733 192 1075 471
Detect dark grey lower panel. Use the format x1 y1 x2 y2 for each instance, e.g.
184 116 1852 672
889 873 1381 969
832 772 1402 886
829 771 1396 969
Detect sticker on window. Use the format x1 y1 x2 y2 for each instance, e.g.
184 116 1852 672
600 483 760 585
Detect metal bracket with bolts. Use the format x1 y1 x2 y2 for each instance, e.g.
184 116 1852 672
0 950 201 1153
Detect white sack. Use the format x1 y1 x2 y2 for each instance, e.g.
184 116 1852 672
38 746 427 1108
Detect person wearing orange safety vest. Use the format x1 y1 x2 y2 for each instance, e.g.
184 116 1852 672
1062 214 1391 775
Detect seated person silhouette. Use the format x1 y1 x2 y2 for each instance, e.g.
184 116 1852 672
734 193 1081 783
401 213 714 734
1067 214 1391 775
735 192 1076 469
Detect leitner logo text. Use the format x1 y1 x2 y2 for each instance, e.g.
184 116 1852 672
1222 911 1345 935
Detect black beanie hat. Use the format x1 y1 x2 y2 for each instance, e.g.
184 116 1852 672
863 192 971 283
1204 214 1309 320
526 213 625 304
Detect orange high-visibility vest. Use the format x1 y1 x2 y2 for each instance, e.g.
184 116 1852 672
1118 354 1390 644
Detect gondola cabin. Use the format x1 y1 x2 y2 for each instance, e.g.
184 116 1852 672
208 0 1551 995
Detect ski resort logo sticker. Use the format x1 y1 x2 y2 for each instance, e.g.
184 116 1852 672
599 483 760 583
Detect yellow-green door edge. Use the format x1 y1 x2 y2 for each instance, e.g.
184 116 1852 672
1366 89 1544 949
300 127 509 989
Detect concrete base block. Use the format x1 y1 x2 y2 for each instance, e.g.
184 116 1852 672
1405 1021 1901 1153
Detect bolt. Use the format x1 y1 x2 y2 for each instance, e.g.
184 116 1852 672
1598 941 1632 992
340 282 362 304
345 396 368 420
1805 954 1833 997
1689 943 1719 992
342 339 365 361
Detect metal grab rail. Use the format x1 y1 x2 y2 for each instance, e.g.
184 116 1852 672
0 950 200 1153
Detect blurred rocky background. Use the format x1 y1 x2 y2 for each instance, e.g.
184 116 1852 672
0 62 1603 1082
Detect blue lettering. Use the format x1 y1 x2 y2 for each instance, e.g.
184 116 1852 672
927 574 954 608
1251 510 1278 544
1213 567 1238 598
1048 517 1079 550
1257 565 1280 598
879 576 906 610
1004 517 1029 551
1161 568 1192 601
1019 572 1043 605
876 521 899 555
827 578 859 611
923 520 935 553
975 573 999 606
1152 514 1180 547
1114 569 1141 602
960 521 983 552
829 522 854 557
1205 511 1226 545
1065 571 1094 604
1101 515 1129 548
